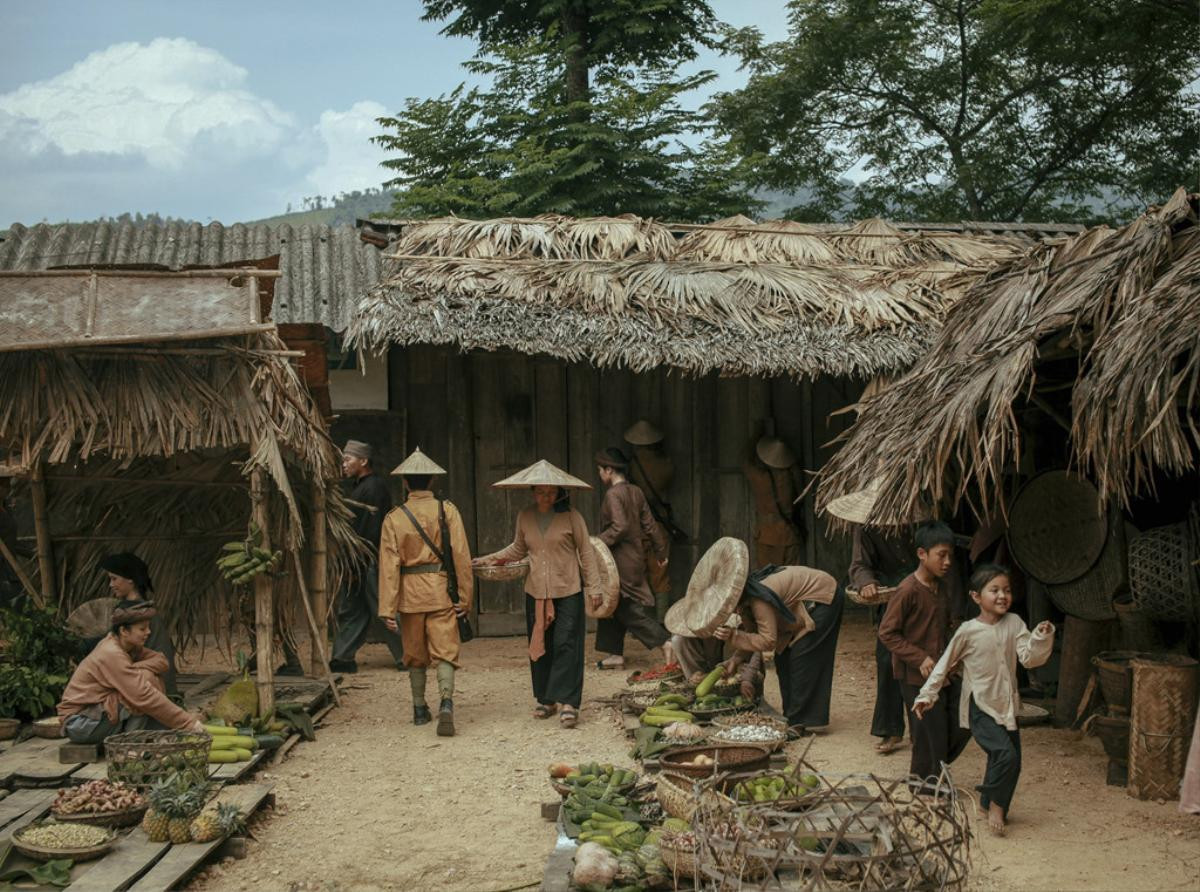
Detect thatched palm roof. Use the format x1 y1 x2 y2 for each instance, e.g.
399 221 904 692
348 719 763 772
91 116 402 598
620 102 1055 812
816 189 1200 527
0 328 363 640
350 214 1038 378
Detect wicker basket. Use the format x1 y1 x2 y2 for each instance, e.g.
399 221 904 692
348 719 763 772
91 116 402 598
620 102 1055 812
1086 712 1130 763
655 771 735 822
0 718 19 740
845 585 897 606
13 823 116 862
1091 651 1153 712
1048 508 1125 620
31 717 62 739
105 730 211 790
1129 523 1198 621
472 559 529 582
659 744 770 779
708 724 788 751
1128 655 1200 800
1008 470 1108 585
659 836 698 879
51 803 148 828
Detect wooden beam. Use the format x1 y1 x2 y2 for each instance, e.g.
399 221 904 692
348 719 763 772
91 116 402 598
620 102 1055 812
290 550 340 707
249 467 274 716
43 475 246 489
29 464 55 606
308 481 329 673
0 268 282 279
0 537 39 603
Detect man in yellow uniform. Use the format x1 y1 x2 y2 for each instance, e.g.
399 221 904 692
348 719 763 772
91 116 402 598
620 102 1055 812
379 448 474 736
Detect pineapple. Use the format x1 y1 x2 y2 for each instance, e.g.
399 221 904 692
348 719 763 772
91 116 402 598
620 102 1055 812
166 782 208 844
190 802 245 843
141 777 174 842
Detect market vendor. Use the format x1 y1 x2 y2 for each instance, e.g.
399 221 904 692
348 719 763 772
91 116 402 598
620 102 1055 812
96 552 178 695
475 460 601 729
57 601 204 744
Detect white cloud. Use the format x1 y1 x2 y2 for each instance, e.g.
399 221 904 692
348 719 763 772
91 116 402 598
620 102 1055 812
305 100 390 197
0 38 293 169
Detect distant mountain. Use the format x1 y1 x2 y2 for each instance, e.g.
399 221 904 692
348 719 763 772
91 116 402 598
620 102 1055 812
248 189 399 228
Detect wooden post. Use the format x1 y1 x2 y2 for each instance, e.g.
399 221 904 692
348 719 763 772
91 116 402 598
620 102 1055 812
29 464 56 606
0 537 40 603
250 467 275 716
309 481 329 677
291 551 341 707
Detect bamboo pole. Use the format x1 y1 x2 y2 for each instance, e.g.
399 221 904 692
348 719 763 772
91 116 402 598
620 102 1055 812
0 537 40 604
250 467 275 716
291 551 340 707
308 482 329 676
29 464 56 606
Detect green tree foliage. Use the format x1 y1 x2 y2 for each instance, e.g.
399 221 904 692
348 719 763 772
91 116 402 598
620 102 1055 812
712 0 1199 221
375 41 756 220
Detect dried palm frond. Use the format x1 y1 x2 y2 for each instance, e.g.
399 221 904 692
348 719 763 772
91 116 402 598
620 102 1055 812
817 188 1200 528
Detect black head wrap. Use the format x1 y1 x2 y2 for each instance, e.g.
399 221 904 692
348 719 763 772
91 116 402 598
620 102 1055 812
100 552 154 594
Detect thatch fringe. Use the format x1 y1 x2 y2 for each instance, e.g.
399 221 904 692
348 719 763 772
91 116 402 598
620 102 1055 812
816 189 1200 527
0 332 365 641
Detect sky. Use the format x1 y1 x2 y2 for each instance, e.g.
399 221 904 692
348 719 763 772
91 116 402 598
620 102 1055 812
0 0 791 226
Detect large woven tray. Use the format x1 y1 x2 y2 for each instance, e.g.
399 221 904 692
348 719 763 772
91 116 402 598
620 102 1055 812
13 823 116 862
659 744 770 779
1008 470 1107 584
472 559 529 582
51 803 148 828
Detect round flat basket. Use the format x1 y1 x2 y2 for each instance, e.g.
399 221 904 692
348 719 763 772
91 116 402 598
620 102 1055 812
625 667 685 687
585 537 620 619
13 823 116 863
31 717 63 739
1129 523 1197 621
845 585 897 607
1016 702 1050 727
104 730 211 790
659 744 770 779
51 803 148 828
1047 508 1125 620
0 718 21 740
1008 470 1107 584
473 559 529 582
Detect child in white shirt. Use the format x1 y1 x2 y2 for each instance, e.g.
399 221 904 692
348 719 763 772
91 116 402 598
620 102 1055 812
913 563 1054 836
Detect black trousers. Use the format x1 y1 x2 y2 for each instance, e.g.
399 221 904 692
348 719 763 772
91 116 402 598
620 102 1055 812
900 680 971 783
969 696 1022 815
871 607 907 738
595 597 670 656
775 589 845 728
526 592 586 708
332 563 404 666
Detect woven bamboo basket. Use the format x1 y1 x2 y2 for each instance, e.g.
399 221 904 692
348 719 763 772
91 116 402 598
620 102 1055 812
105 730 211 790
1129 523 1197 621
1092 651 1153 712
1048 508 1125 620
472 559 529 582
13 823 116 862
845 585 897 606
0 718 20 740
31 717 62 739
659 744 770 779
659 835 698 878
51 803 148 828
1085 712 1131 763
655 771 734 822
1128 655 1200 800
1008 470 1108 584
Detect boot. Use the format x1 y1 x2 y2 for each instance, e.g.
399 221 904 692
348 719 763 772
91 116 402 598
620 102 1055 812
437 697 455 737
413 704 432 725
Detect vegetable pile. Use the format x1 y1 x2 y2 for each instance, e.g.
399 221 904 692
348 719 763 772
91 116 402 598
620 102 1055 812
203 721 286 763
53 780 144 815
732 768 820 803
638 693 694 727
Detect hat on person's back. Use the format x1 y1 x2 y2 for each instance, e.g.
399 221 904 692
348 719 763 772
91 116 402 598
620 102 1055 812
755 437 796 469
343 440 372 461
594 447 629 470
100 552 154 593
664 538 750 638
111 599 157 628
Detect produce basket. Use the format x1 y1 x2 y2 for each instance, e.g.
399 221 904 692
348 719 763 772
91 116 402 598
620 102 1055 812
845 585 897 606
709 721 788 752
0 717 20 740
31 716 62 739
105 729 211 790
625 665 684 687
710 712 789 734
655 771 735 822
622 689 693 714
708 766 825 811
659 744 770 779
658 834 698 879
472 558 529 582
1091 650 1153 711
13 822 116 862
51 803 148 828
690 702 756 723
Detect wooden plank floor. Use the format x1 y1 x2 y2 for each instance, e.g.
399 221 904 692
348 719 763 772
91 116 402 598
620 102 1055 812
125 783 274 892
0 737 84 789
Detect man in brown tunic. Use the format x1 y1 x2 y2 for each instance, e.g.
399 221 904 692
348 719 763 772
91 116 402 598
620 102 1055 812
624 420 676 620
744 434 805 566
593 447 674 670
379 449 473 736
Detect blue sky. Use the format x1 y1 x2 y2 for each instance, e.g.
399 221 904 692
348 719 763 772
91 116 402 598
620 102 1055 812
0 0 790 225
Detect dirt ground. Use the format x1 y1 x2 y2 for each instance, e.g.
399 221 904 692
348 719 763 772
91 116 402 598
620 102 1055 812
182 612 1200 892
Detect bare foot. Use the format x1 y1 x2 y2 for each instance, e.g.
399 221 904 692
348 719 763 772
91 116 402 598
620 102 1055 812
987 803 1006 836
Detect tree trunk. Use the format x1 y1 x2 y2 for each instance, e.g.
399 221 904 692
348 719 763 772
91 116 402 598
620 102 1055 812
561 4 590 117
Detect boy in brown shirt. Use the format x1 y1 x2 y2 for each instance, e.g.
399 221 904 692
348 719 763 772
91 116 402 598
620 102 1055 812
878 522 970 785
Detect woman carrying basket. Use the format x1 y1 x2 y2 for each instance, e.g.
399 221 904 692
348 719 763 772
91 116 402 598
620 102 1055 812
474 460 610 729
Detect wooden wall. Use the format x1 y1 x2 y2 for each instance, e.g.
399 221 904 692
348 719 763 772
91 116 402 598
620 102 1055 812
337 345 864 636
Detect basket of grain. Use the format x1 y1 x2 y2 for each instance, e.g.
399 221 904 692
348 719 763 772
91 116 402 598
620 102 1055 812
13 821 116 862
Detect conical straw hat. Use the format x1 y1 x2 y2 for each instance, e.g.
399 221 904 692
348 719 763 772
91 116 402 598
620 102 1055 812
390 447 446 476
492 459 591 490
585 537 621 619
756 437 796 469
624 419 664 446
825 480 880 524
664 538 749 638
66 597 120 639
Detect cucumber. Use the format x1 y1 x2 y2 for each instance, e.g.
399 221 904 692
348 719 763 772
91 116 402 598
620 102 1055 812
230 747 254 761
207 750 239 763
695 665 725 697
593 803 623 820
254 733 286 750
203 724 236 736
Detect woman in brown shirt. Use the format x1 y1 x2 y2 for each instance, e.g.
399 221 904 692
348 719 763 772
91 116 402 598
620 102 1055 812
479 481 600 728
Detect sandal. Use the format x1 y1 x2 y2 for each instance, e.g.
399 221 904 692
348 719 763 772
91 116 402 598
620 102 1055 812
560 706 579 728
533 704 557 719
874 736 906 755
596 658 625 670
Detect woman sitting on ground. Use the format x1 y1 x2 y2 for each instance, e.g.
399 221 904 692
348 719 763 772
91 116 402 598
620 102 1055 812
57 601 204 744
95 553 178 695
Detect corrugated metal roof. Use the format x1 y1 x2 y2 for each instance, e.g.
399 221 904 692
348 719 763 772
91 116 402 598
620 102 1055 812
0 221 384 330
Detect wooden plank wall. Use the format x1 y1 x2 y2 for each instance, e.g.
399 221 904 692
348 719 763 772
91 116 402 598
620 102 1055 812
359 345 863 635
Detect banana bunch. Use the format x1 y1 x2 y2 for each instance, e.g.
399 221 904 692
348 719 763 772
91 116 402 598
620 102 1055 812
217 522 283 586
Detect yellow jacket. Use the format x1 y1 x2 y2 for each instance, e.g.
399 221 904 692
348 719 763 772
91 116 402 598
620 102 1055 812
378 491 474 616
